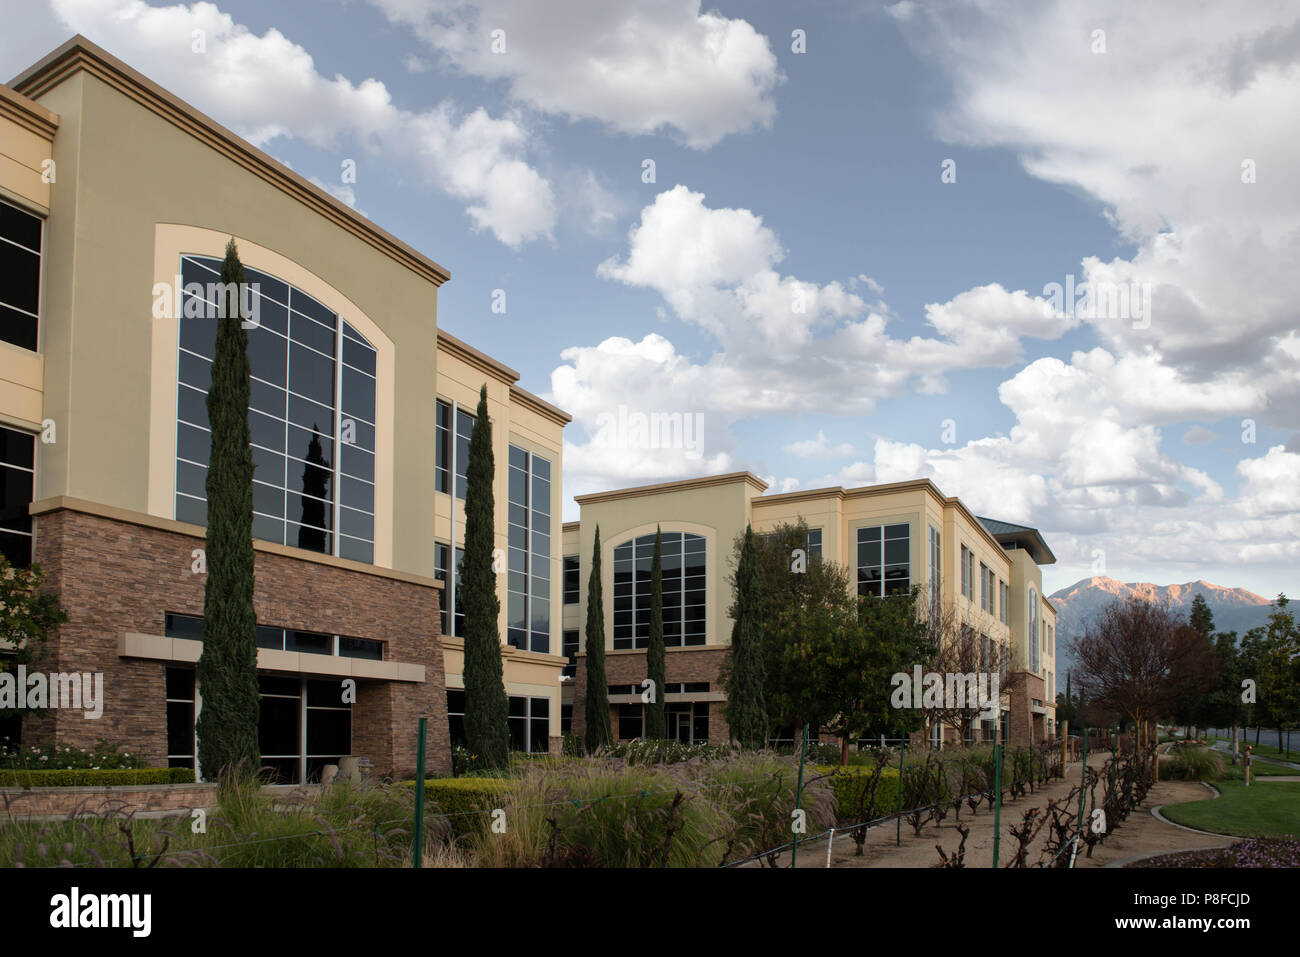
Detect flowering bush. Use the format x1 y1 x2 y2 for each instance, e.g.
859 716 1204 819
1143 836 1300 868
0 739 144 771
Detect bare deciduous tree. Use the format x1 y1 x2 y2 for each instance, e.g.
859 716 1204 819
1070 597 1218 747
924 601 1024 746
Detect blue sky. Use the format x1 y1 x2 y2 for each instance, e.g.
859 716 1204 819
5 0 1298 597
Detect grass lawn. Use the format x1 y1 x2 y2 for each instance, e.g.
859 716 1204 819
1217 759 1298 780
1161 778 1300 838
1206 736 1300 765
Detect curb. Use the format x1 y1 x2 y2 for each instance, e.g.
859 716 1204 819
1105 843 1234 868
1100 785 1234 867
1149 781 1232 837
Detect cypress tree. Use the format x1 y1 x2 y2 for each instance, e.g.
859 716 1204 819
724 524 767 749
1189 593 1215 639
461 384 510 769
195 239 261 783
644 526 667 739
584 526 613 752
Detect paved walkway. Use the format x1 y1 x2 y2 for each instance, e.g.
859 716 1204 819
1209 739 1300 771
808 751 1233 868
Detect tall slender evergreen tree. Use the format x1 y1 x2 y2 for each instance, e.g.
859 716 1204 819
196 239 260 782
461 384 510 769
645 526 667 739
584 526 613 752
723 524 767 748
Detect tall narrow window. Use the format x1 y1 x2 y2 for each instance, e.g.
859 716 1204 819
928 526 941 608
174 255 377 562
165 668 196 770
0 199 41 351
507 446 551 653
562 629 579 678
857 523 910 598
1029 588 1040 673
434 400 450 493
435 399 475 498
0 427 35 567
959 544 971 598
612 531 706 649
446 689 466 748
434 542 465 637
563 555 580 604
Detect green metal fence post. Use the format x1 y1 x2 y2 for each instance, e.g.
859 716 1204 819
1071 727 1088 868
895 739 906 847
792 722 809 869
991 742 1003 868
413 716 427 869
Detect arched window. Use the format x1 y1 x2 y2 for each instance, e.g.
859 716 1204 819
173 254 377 563
612 531 705 649
1028 587 1039 672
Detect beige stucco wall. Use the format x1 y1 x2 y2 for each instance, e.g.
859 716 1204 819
751 484 1014 652
30 71 441 577
431 342 566 653
432 341 568 742
561 522 581 636
0 89 55 213
0 342 44 431
577 476 764 653
0 96 54 431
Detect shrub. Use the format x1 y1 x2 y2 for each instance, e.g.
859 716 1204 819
599 739 734 766
465 753 831 867
0 777 419 868
0 768 193 787
416 777 512 837
211 777 415 867
1163 746 1224 782
818 766 901 823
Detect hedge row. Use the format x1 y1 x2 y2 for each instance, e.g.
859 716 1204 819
411 778 512 835
0 768 196 788
817 766 902 822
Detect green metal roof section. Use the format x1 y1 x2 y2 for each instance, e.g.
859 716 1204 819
976 516 1056 566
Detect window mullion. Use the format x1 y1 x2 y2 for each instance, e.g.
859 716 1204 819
525 452 532 653
332 320 344 557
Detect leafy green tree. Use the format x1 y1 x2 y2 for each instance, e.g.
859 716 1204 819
1203 630 1245 759
1240 595 1299 749
1173 595 1218 736
1189 593 1215 639
584 526 613 752
196 239 261 783
461 384 509 769
721 524 767 749
0 557 68 729
744 520 930 763
644 527 666 739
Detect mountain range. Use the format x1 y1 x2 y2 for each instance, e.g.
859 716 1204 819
1049 577 1277 681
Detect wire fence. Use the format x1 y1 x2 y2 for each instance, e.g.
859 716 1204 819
4 736 1156 870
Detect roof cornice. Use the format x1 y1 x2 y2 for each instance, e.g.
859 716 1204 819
436 329 518 384
0 84 58 140
509 384 572 426
575 471 768 506
10 36 450 287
